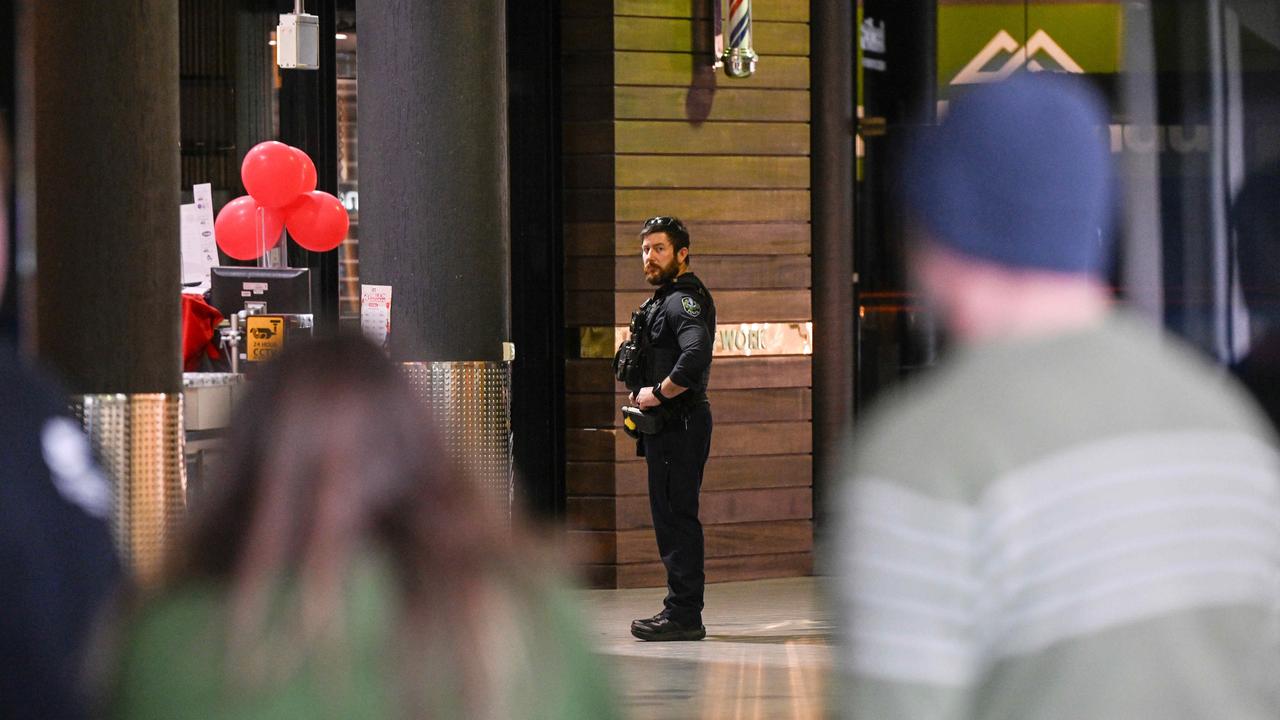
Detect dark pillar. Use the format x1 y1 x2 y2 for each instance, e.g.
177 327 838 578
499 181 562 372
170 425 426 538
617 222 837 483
507 0 564 518
18 0 184 580
357 1 510 362
811 0 856 531
1 0 16 343
20 0 181 394
279 0 339 336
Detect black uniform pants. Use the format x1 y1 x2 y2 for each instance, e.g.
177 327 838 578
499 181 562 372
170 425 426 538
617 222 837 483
642 401 712 626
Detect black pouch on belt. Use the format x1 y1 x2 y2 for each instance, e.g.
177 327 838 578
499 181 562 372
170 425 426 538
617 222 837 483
622 405 666 435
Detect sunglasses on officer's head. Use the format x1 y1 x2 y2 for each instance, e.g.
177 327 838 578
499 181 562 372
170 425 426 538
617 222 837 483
642 216 687 234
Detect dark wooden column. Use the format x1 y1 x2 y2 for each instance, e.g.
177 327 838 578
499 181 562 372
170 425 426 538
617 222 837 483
810 0 855 531
21 0 181 394
357 0 511 361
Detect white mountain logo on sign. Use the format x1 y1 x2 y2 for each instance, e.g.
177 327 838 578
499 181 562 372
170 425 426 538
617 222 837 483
952 29 1084 85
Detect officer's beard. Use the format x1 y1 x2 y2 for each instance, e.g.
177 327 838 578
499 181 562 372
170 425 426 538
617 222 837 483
644 256 682 286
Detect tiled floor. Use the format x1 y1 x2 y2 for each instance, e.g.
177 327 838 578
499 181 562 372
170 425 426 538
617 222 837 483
583 577 833 720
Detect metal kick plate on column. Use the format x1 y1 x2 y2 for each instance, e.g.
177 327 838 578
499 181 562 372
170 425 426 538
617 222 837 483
400 361 513 523
74 393 187 584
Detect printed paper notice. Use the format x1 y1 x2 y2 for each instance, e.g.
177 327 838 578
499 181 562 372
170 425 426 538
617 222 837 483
361 284 392 352
180 183 218 294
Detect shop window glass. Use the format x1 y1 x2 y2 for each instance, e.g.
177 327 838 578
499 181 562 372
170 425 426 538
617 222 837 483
854 1 1280 428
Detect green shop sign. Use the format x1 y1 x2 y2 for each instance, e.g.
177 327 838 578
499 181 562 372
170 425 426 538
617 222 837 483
938 4 1124 100
855 3 1132 173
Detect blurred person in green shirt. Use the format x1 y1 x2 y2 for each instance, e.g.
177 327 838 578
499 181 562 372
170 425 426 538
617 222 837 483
104 337 618 720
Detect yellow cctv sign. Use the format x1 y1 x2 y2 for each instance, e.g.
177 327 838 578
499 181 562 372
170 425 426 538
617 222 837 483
245 315 285 362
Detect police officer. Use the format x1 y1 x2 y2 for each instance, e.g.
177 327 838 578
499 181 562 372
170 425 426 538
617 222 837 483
624 216 716 642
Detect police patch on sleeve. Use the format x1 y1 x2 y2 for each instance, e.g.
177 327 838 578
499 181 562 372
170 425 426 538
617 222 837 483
680 296 702 317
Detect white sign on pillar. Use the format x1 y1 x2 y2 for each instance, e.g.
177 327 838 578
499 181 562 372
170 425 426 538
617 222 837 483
360 284 393 353
180 183 218 294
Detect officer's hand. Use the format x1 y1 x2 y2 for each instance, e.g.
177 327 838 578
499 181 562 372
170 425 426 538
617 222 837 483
635 386 661 409
629 391 637 405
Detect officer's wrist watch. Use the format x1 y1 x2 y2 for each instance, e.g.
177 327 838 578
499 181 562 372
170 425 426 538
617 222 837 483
652 384 669 405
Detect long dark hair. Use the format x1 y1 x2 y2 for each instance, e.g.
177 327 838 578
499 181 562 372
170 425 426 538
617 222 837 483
165 336 529 714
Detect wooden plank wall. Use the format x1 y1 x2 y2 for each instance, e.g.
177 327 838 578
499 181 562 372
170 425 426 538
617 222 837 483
562 0 813 588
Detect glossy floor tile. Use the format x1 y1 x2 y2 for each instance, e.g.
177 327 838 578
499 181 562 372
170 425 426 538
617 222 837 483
583 577 833 720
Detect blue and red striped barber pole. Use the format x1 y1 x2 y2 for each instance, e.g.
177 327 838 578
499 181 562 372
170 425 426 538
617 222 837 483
723 0 758 78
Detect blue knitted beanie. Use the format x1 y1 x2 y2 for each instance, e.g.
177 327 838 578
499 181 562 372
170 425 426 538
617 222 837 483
903 72 1114 275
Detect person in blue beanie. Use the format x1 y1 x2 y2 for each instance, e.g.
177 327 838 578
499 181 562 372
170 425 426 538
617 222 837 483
831 72 1280 719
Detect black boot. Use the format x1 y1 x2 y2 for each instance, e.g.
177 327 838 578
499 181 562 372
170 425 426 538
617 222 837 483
630 611 667 632
630 616 706 642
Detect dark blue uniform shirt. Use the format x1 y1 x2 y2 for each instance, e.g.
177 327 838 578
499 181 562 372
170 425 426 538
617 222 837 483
646 272 716 395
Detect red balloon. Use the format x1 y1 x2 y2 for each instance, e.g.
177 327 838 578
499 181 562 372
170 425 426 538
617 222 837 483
241 141 306 209
215 196 285 261
285 191 349 252
293 146 317 193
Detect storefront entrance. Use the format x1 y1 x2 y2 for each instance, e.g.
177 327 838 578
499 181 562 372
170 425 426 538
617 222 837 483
855 0 1280 416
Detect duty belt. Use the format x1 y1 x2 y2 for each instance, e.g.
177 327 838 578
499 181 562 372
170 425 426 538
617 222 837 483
667 390 709 413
